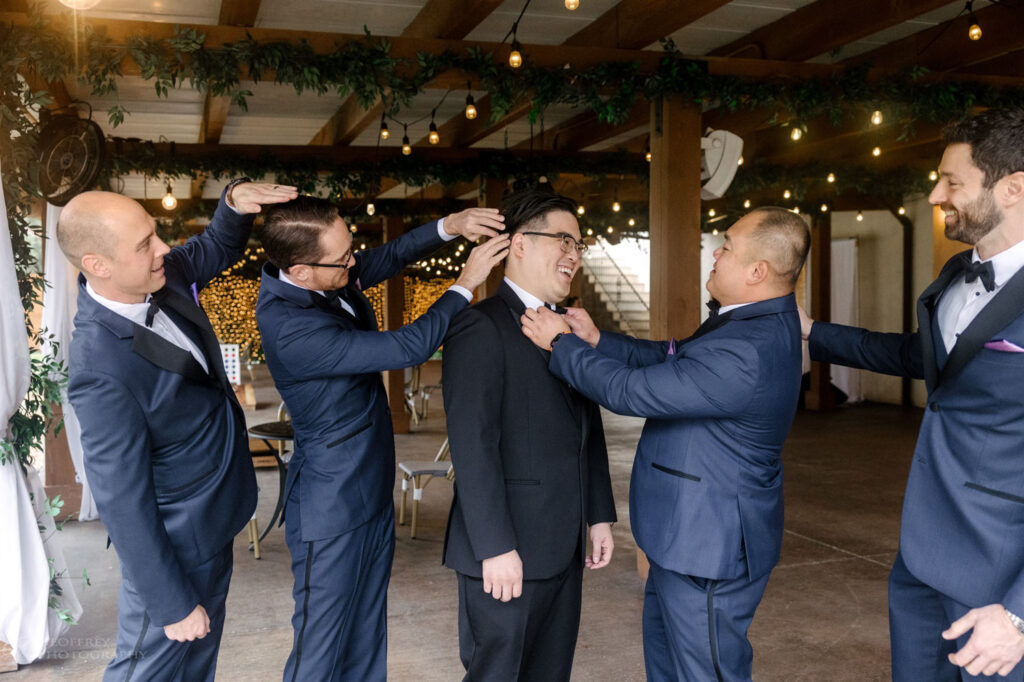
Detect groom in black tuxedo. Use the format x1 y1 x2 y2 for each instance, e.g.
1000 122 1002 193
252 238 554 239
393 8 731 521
441 188 617 681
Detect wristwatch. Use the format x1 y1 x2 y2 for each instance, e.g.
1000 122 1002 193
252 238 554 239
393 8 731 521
549 332 567 349
1006 609 1024 637
224 177 251 210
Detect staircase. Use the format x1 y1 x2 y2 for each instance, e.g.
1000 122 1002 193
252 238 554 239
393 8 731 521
579 237 650 339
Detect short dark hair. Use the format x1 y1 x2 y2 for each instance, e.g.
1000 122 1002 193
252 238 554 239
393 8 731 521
500 188 578 235
943 108 1024 189
260 196 341 270
749 206 811 285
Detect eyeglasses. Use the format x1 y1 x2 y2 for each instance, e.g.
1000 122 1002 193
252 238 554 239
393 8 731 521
294 250 353 270
520 231 588 254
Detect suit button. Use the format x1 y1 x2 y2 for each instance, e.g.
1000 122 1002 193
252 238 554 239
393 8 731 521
929 403 940 412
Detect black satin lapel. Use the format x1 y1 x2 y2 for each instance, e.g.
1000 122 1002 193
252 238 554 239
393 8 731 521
160 288 231 392
917 251 971 390
941 263 1024 385
349 287 378 331
686 311 733 344
131 326 212 386
311 292 365 328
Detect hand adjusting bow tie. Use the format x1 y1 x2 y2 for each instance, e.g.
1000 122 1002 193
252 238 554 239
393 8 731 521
963 259 996 292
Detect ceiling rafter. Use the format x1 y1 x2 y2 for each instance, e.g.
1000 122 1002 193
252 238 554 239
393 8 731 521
217 0 262 27
513 99 649 152
846 3 1024 73
563 0 732 49
708 0 953 61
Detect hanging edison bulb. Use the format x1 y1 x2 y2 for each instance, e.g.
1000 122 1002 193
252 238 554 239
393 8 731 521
606 226 614 234
509 42 523 69
586 227 594 236
465 92 477 120
379 118 390 140
743 199 751 209
856 211 865 222
790 126 803 141
428 121 440 145
161 184 177 211
872 146 882 157
968 21 982 41
366 202 376 216
820 204 829 213
827 172 836 183
565 0 579 9
929 170 939 181
612 201 621 212
628 218 636 226
898 206 906 216
576 205 585 216
783 189 791 200
737 156 744 166
402 134 412 156
870 110 884 126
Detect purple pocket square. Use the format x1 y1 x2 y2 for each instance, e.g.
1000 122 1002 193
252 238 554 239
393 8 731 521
985 339 1024 353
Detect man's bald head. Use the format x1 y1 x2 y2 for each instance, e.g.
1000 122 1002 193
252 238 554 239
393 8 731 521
57 191 144 267
746 207 810 286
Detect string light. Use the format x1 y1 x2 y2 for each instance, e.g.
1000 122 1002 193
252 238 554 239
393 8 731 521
586 228 594 236
790 126 803 141
898 206 906 215
379 115 390 140
565 0 579 9
628 218 635 226
712 229 719 236
576 205 585 216
872 146 882 157
402 125 412 155
161 183 177 211
612 201 621 212
428 120 440 145
464 82 477 120
792 207 800 214
737 156 744 166
967 1 982 40
645 147 652 163
606 226 614 234
708 208 716 217
929 170 939 181
783 189 791 199
509 41 523 69
871 110 884 126
827 172 836 183
856 211 864 222
820 204 829 213
366 202 375 216
743 199 751 209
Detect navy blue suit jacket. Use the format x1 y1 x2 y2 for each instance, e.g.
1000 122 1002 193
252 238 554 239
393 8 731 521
256 220 469 541
68 194 258 627
548 294 803 581
809 250 1024 614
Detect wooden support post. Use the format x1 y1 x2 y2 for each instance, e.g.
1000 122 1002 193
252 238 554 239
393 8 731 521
805 211 835 411
382 215 411 434
649 98 702 341
637 97 702 579
43 404 82 521
476 177 506 300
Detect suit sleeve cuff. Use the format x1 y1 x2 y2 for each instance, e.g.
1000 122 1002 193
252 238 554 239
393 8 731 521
448 285 473 303
437 217 457 241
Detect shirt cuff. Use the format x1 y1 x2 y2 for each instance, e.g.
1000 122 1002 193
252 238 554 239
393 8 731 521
437 217 457 241
448 285 473 303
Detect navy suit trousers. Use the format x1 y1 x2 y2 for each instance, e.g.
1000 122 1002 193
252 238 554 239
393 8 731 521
282 483 395 682
103 543 233 682
890 551 1024 682
643 560 770 682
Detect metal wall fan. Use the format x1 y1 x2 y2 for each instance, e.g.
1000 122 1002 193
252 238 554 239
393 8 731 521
37 103 105 207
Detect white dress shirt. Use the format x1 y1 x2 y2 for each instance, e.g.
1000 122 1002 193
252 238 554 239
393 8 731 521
936 239 1024 353
85 282 209 372
503 277 552 311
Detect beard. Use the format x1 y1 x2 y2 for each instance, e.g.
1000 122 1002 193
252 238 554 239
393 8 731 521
944 189 1003 245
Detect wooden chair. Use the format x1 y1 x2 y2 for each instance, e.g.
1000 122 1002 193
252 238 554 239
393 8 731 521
397 438 453 539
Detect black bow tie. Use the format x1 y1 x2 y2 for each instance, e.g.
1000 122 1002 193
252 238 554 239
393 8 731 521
706 299 722 318
963 259 996 292
145 289 169 327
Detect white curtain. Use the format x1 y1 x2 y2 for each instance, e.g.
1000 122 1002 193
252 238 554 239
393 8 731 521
0 159 82 664
40 203 97 521
830 239 862 402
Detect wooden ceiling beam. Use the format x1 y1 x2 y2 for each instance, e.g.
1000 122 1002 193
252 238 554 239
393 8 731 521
847 3 1024 72
414 96 534 148
709 0 951 61
401 0 505 40
310 96 383 146
197 94 231 144
958 48 1024 78
513 99 649 152
217 0 261 27
563 0 732 49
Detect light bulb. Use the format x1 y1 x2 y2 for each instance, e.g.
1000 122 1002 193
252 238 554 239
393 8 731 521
509 48 523 69
628 218 635 226
856 211 864 222
586 228 593 236
929 170 939 181
793 207 800 214
737 156 744 166
872 146 882 157
871 110 883 126
612 201 621 212
576 205 585 216
969 22 982 41
783 189 791 199
380 121 389 140
565 0 579 9
606 226 614 234
743 199 751 209
402 134 412 156
465 94 477 120
827 172 836 183
790 127 803 141
645 150 652 163
820 204 829 213
161 189 177 211
366 202 375 216
708 209 716 217
428 122 439 145
712 229 719 236
898 206 906 215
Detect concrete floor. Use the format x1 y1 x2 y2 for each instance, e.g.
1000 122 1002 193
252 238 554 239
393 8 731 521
6 364 920 681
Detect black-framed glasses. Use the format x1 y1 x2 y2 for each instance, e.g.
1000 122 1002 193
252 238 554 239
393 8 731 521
520 231 588 254
294 250 354 270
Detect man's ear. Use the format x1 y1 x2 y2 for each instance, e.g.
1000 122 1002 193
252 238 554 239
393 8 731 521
509 233 527 260
287 264 312 284
1000 171 1024 209
748 260 770 285
80 253 110 279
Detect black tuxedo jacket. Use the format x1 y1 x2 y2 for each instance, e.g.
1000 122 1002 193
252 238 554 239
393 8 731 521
441 281 616 580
